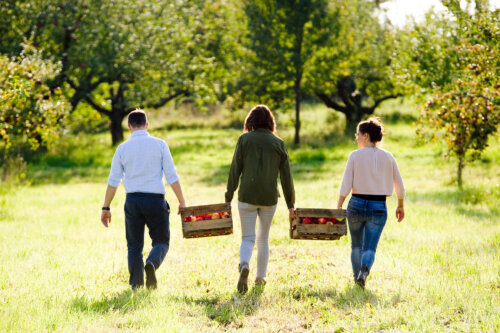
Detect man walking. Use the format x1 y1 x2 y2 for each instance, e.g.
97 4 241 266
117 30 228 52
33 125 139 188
100 109 185 290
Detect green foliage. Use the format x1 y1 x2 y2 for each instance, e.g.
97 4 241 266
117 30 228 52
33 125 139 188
241 0 333 144
0 0 240 144
0 44 69 178
419 44 499 187
309 0 399 111
395 0 500 187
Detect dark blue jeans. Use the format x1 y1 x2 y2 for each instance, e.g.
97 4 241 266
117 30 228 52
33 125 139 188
347 196 387 279
124 193 170 287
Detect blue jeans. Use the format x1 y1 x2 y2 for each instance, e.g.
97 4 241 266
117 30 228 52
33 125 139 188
347 196 387 279
124 193 170 287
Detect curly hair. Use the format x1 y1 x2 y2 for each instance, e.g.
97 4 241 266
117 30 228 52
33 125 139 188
357 117 384 143
244 105 276 133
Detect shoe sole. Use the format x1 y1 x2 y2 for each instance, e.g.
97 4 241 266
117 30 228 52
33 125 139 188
237 267 249 293
145 263 157 289
355 278 365 289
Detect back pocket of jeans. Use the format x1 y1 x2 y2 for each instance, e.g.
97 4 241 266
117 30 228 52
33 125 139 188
372 210 387 225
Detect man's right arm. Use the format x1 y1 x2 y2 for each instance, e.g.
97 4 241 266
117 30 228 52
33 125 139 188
102 147 123 228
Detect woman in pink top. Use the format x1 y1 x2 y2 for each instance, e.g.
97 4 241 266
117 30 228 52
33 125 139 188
337 117 405 289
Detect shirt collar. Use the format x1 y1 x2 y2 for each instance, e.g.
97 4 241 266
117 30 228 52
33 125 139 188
131 129 149 138
255 128 271 133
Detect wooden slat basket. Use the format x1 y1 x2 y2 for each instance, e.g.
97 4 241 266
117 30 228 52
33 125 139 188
290 208 347 240
180 202 233 238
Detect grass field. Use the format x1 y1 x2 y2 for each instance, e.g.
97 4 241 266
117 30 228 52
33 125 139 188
0 102 499 332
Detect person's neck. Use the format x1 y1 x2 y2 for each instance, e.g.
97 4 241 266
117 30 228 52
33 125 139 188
361 142 376 148
130 127 146 134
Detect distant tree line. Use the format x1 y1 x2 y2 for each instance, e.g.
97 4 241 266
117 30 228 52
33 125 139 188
0 0 498 185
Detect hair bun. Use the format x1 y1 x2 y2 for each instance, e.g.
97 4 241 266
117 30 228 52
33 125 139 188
357 117 384 143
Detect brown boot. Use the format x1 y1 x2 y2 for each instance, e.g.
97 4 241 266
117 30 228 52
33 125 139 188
237 262 249 293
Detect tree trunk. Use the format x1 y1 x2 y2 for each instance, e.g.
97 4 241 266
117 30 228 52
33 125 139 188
110 109 125 146
457 156 464 188
294 76 301 145
344 105 367 136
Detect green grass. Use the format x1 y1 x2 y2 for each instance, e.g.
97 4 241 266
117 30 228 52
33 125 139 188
0 103 499 332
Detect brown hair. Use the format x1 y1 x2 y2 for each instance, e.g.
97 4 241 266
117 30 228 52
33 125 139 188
128 109 147 128
357 117 384 143
244 105 276 133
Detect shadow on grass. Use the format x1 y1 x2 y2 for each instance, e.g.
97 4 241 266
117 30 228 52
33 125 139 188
282 283 377 309
27 166 109 185
334 284 378 309
197 147 346 186
71 288 152 314
177 287 265 326
411 185 500 221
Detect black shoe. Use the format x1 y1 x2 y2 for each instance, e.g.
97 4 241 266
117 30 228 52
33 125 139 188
237 262 249 294
356 266 369 289
145 262 157 289
131 284 142 291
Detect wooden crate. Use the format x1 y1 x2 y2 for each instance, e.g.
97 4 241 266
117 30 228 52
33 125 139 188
180 202 233 238
290 208 347 240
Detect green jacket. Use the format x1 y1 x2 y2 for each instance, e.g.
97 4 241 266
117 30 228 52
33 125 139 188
225 129 295 208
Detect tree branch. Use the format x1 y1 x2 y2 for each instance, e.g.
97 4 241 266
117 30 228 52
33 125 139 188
148 90 188 109
316 93 347 113
369 94 401 112
83 95 110 115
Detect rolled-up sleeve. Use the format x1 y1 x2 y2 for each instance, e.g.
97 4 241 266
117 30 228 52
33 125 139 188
162 142 179 185
339 153 354 197
108 146 124 187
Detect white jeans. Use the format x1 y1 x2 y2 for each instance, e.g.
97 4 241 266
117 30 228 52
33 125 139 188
238 201 278 278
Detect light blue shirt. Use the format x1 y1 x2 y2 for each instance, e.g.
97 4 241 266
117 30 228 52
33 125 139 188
107 130 179 194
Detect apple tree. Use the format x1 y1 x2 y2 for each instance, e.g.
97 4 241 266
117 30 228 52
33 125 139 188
310 0 401 135
1 0 238 145
0 44 69 180
394 0 499 187
241 0 334 145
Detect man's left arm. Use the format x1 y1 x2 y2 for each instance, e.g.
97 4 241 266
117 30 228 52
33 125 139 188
162 142 185 214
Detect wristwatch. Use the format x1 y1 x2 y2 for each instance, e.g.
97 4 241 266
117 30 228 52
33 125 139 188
102 206 110 211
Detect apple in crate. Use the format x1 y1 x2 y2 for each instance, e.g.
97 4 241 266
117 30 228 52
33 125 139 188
196 216 204 221
318 217 327 224
302 217 311 224
211 213 220 220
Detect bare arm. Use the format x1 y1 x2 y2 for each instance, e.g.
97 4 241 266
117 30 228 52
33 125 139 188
396 198 405 222
337 195 346 210
101 185 118 228
170 181 186 215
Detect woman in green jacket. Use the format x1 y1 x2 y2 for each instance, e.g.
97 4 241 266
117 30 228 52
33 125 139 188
226 105 296 293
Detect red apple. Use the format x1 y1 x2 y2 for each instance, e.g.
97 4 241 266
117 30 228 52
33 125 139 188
196 216 204 221
211 213 220 220
318 217 327 224
302 217 311 224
